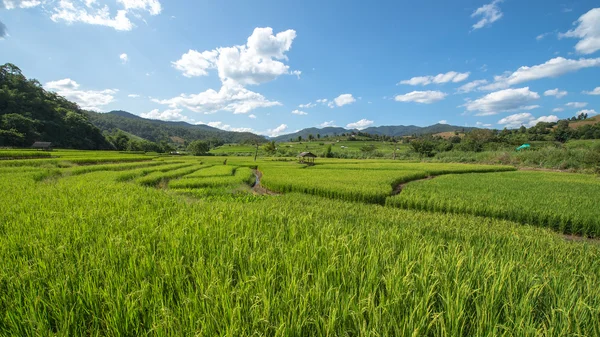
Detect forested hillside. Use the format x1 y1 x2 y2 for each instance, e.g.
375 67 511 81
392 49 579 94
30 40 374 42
87 110 266 145
0 63 111 149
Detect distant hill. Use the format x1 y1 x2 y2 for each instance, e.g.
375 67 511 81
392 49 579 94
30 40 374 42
568 115 600 129
0 63 111 149
87 110 267 145
271 123 474 142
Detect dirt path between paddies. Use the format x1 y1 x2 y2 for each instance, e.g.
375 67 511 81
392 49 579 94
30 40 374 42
252 169 279 195
391 176 435 196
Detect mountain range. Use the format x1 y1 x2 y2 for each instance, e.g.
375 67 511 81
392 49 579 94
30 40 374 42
271 124 474 142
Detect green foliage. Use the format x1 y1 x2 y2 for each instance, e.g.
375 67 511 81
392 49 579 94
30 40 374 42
0 63 111 149
263 140 277 154
187 140 210 156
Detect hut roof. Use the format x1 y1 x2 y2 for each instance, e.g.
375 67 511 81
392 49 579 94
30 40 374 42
32 142 52 148
298 151 317 158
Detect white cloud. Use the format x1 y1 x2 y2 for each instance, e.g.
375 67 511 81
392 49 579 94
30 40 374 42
471 0 503 30
576 109 598 116
480 57 600 91
497 113 559 128
154 81 281 114
457 79 488 93
399 71 470 86
333 94 356 107
565 102 588 108
119 53 128 64
202 121 254 133
536 32 551 41
316 98 328 104
2 0 41 9
319 121 336 128
552 107 565 112
248 114 256 119
476 122 493 128
544 88 567 98
291 109 307 115
463 87 540 116
46 0 161 31
165 27 298 115
583 87 600 95
45 78 117 111
394 90 447 104
438 120 448 124
265 124 287 137
117 0 161 15
172 27 298 85
140 108 192 122
128 94 140 98
559 8 600 54
172 50 218 77
346 119 374 130
298 102 316 108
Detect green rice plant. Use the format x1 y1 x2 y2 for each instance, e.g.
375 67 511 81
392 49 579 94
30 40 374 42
0 150 52 159
386 171 600 237
115 163 195 182
169 167 255 189
135 164 206 187
182 165 236 178
1 167 600 335
64 160 167 175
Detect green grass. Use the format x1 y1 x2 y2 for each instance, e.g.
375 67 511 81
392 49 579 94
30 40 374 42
169 167 255 189
0 150 52 159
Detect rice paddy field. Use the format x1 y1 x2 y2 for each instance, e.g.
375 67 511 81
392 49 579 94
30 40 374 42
1 149 600 336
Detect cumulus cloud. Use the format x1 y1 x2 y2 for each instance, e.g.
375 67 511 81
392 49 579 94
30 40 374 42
346 119 374 130
319 121 336 128
498 113 559 128
49 0 162 31
141 108 192 122
2 0 41 9
265 124 287 137
457 79 488 93
576 109 598 116
565 102 588 108
476 122 493 128
552 107 565 112
471 0 503 30
333 94 356 107
172 50 218 77
559 8 600 54
438 120 448 124
248 114 256 119
119 53 128 64
298 102 316 108
463 87 540 116
394 90 447 104
584 87 600 95
544 88 567 98
480 57 600 91
291 109 307 115
163 27 299 115
202 121 254 133
45 78 117 111
172 27 298 85
399 71 470 86
153 81 281 114
128 94 140 98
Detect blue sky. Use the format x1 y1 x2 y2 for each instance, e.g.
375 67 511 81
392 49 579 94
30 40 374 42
1 0 600 136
